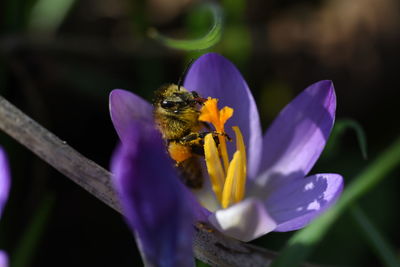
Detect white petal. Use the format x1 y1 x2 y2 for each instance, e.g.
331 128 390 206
208 198 277 241
192 177 220 212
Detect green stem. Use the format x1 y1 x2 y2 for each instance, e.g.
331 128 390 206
11 195 54 267
350 205 400 267
324 118 368 159
148 2 223 51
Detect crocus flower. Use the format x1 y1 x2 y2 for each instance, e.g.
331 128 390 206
0 148 11 267
109 53 343 262
111 122 195 266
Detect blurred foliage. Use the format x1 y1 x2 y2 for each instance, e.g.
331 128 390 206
0 0 400 266
324 118 368 160
149 2 222 51
350 205 400 267
28 0 76 34
12 195 54 267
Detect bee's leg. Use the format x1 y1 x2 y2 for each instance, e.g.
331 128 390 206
201 122 212 130
191 91 207 104
179 131 231 157
197 131 232 142
179 131 231 145
179 132 204 143
177 133 204 156
219 132 232 142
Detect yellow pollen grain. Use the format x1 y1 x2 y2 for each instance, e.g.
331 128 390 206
204 134 225 203
168 143 192 163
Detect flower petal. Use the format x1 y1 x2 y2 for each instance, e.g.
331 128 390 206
111 122 195 267
0 148 10 218
256 80 336 186
0 251 8 267
184 53 263 179
208 198 277 242
109 89 153 144
264 173 343 232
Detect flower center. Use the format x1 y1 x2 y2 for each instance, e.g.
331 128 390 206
199 98 247 208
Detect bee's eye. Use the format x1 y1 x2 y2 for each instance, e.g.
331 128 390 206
161 100 176 109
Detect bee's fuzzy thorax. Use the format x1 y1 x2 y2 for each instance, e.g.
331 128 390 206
153 84 202 140
153 83 206 189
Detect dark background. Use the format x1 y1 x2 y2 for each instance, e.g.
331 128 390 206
0 0 399 266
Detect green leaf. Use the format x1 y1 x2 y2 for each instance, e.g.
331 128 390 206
27 0 76 34
271 136 400 267
350 205 400 267
148 2 223 51
325 118 368 159
11 195 55 267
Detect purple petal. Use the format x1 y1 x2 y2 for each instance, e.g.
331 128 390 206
208 198 277 242
0 148 10 218
184 53 263 179
111 122 195 267
263 173 343 232
256 80 336 186
0 251 8 267
109 89 153 144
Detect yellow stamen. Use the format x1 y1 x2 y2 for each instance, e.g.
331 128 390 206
233 126 247 177
232 126 246 203
221 151 243 208
204 134 225 203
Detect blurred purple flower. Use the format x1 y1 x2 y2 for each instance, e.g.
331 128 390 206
0 148 11 267
109 53 343 262
0 251 8 267
110 123 196 266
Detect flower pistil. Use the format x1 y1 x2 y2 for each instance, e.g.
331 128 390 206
200 98 247 208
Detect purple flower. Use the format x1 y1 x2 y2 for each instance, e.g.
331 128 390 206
110 122 196 266
109 53 343 258
0 148 11 267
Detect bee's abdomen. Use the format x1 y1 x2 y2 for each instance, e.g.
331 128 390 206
177 157 203 189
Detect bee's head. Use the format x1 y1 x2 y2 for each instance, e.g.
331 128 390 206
154 84 200 114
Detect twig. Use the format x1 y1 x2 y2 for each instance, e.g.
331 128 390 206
0 95 120 211
0 94 296 266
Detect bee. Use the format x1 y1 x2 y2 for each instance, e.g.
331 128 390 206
153 84 208 189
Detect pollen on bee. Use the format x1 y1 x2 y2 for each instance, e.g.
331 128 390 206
168 142 192 163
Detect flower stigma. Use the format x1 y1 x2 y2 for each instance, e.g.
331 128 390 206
200 98 247 209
